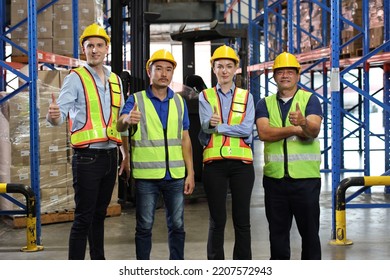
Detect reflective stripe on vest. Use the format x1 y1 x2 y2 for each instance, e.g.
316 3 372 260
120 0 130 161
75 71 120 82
264 89 321 179
202 87 253 162
131 90 185 179
69 67 122 147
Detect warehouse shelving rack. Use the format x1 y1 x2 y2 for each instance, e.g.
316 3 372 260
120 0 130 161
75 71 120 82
224 0 390 231
0 0 86 244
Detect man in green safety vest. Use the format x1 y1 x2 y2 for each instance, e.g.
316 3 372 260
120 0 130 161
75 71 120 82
117 49 195 260
255 52 323 260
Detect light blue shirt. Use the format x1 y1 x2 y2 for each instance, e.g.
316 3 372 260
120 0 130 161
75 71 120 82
198 83 255 147
50 64 127 149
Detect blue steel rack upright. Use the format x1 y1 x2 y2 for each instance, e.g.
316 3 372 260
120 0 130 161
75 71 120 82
0 0 41 243
0 0 83 245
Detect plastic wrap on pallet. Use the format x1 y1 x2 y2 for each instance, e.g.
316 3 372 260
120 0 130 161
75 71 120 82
3 69 119 218
0 92 11 210
4 71 73 213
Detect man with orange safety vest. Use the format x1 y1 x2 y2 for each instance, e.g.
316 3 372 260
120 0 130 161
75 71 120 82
117 49 195 260
47 23 130 260
198 45 255 260
255 52 323 259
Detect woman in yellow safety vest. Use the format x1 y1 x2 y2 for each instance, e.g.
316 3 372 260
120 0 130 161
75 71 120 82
199 45 255 260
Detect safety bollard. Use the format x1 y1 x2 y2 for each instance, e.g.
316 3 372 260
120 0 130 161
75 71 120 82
329 176 390 246
0 183 44 252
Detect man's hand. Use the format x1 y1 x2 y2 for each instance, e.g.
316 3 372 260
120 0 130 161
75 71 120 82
289 103 306 127
122 103 141 126
47 93 61 125
184 174 195 195
48 93 60 118
118 156 131 180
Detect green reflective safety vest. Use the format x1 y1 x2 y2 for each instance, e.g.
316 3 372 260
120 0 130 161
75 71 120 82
69 67 122 148
202 87 253 163
131 90 185 179
264 89 321 179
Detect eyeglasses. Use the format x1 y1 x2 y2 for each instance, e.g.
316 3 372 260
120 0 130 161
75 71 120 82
274 69 297 77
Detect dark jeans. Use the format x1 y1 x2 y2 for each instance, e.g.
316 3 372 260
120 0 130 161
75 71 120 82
203 160 255 260
135 178 185 260
69 148 118 260
263 176 322 260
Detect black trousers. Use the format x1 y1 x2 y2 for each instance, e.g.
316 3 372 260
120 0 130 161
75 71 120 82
263 176 322 260
203 160 255 260
69 148 118 260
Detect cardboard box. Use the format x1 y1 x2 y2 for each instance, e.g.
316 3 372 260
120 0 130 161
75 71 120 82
53 20 74 38
40 164 68 189
10 142 31 166
40 138 69 165
370 26 384 48
12 38 53 56
11 3 53 25
52 37 74 57
10 165 30 186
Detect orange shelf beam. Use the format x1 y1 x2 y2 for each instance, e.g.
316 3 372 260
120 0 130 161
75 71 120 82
10 51 85 68
239 48 390 74
37 50 84 67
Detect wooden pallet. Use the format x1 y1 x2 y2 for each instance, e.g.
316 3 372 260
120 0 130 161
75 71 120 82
4 203 121 229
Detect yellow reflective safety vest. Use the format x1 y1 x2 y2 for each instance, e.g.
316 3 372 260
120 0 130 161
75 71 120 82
202 87 253 163
69 67 122 148
264 89 321 179
131 90 185 179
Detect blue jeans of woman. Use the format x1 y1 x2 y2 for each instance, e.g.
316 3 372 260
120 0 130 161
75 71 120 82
203 160 255 260
135 178 185 260
69 148 117 260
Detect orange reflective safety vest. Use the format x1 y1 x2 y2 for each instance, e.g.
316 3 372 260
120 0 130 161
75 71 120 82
69 67 122 148
202 87 253 163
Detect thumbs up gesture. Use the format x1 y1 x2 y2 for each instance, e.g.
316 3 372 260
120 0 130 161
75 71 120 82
288 102 306 126
209 105 220 127
123 102 141 125
48 93 61 120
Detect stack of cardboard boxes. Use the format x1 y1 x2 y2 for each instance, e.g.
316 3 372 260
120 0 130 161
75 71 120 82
1 69 121 224
10 0 104 58
265 0 384 58
0 70 73 214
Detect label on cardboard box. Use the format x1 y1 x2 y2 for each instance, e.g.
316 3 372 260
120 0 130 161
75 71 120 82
49 145 59 152
50 170 59 177
18 173 29 181
21 150 30 157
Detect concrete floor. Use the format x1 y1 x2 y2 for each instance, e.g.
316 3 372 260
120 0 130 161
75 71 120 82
1 141 390 260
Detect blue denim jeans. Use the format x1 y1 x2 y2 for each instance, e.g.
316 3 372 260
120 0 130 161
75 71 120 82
135 179 185 260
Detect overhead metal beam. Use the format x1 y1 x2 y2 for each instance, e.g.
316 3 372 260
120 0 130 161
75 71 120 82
149 2 221 23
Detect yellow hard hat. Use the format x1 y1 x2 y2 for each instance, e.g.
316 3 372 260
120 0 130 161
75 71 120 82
273 52 301 72
146 49 177 71
79 23 110 48
210 45 239 66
